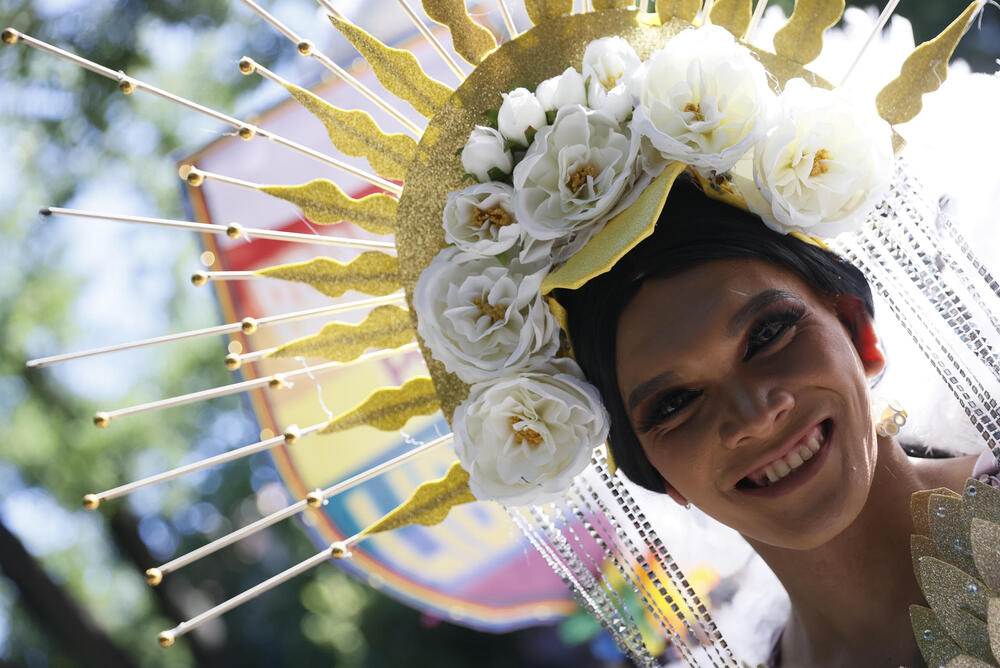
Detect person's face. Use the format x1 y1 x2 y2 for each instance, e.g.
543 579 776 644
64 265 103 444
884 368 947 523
615 258 884 549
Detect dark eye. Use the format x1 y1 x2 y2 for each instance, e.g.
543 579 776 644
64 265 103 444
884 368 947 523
744 307 805 361
638 389 702 433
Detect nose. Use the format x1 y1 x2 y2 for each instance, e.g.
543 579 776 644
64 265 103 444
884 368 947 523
717 378 795 450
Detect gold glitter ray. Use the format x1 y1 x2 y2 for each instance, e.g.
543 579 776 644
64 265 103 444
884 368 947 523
328 14 453 119
320 377 440 433
422 0 498 65
267 304 414 363
911 605 965 667
972 519 1000 592
360 461 476 536
708 0 752 39
918 557 992 660
256 253 400 298
772 0 845 65
524 0 574 26
928 493 979 575
655 0 702 24
876 1 981 127
281 80 417 181
259 180 397 235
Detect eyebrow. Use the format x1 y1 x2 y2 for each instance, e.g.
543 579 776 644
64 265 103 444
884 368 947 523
625 288 798 413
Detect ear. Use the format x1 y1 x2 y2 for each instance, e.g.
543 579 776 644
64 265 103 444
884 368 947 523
834 294 885 378
663 481 690 507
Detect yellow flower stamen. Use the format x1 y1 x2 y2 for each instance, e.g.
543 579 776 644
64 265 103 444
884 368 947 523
599 73 621 91
472 296 506 322
472 206 512 229
810 149 832 177
683 102 705 122
567 164 599 192
509 416 544 447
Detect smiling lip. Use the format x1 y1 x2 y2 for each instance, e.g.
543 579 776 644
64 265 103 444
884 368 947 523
731 417 831 490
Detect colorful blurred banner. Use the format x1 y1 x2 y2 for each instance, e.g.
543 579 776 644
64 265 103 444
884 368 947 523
178 19 579 631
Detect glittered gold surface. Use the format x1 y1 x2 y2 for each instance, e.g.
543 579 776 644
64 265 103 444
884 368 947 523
260 179 398 235
360 461 477 536
395 8 836 421
281 81 416 181
929 492 978 575
972 519 1000 592
876 1 980 127
919 557 992 660
542 162 685 293
422 0 497 65
267 304 413 363
524 0 574 26
655 0 701 24
256 252 400 298
772 0 844 65
328 14 453 119
593 0 635 10
912 534 939 588
989 598 1000 663
945 655 996 668
912 604 965 667
320 376 440 433
708 0 752 39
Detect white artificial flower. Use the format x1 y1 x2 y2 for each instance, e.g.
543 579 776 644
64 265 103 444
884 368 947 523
497 87 548 147
513 104 640 255
442 183 520 257
630 24 774 174
751 78 893 237
413 247 559 383
582 36 640 123
535 67 588 112
461 126 514 182
453 358 609 506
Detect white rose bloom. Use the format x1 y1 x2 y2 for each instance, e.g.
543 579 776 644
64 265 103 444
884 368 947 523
497 87 548 147
453 358 609 506
582 36 640 123
751 78 893 237
413 247 559 383
442 183 520 257
513 104 640 249
461 126 514 182
630 25 774 174
535 67 588 112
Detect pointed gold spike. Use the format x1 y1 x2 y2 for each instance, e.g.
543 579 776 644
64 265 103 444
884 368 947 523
268 304 414 363
321 377 440 433
927 493 978 575
523 0 574 25
911 534 939 588
989 599 1000 664
361 461 476 536
911 605 964 668
328 14 453 119
655 0 702 23
876 1 982 127
772 0 845 65
918 557 991 659
708 0 752 38
422 0 497 65
258 179 398 236
912 486 960 536
255 253 400 299
249 62 416 181
970 519 1000 592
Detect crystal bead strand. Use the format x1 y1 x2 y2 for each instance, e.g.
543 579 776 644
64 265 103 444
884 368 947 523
506 507 638 659
597 452 737 668
558 490 662 667
833 235 1000 461
569 478 701 667
527 503 651 662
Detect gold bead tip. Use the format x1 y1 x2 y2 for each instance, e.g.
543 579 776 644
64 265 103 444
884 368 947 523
38 207 52 216
226 222 244 239
237 126 255 141
93 412 110 428
145 568 163 586
178 164 204 187
240 317 258 334
306 490 324 508
268 376 286 390
238 57 255 75
296 40 313 55
158 631 175 648
283 425 300 444
118 78 136 95
82 494 101 510
331 541 349 559
224 353 242 370
2 28 19 45
190 271 208 286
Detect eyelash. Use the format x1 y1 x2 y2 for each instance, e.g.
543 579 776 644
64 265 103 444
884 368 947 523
637 305 807 434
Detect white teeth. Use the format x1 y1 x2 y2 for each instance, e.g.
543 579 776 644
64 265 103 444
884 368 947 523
786 451 804 468
807 437 820 454
764 466 779 483
746 429 827 488
773 460 791 477
798 444 814 461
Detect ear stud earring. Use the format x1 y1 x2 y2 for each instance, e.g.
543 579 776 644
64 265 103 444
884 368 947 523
873 399 907 437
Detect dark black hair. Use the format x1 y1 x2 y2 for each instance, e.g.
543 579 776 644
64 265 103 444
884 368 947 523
555 177 874 493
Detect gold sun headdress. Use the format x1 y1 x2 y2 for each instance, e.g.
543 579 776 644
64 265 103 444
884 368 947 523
7 0 1000 664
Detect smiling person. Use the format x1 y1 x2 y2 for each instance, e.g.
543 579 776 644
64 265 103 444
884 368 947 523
557 179 999 667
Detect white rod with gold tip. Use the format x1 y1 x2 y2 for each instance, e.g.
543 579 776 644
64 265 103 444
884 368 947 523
390 0 467 81
26 294 403 368
839 0 901 86
92 344 418 427
83 423 324 509
237 0 423 136
744 0 769 41
496 0 518 39
151 433 452 579
39 206 394 249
